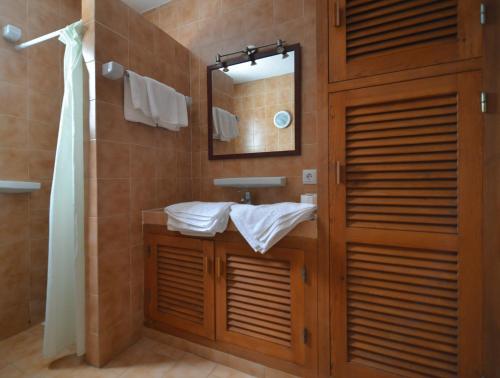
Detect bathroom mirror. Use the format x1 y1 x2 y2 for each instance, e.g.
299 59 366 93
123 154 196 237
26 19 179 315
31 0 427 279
207 44 301 160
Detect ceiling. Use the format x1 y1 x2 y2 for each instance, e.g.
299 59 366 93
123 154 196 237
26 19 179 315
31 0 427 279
122 0 171 13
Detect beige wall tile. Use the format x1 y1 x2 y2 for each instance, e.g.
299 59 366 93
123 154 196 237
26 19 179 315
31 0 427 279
27 1 64 37
99 283 131 331
28 39 62 68
0 48 27 86
60 0 82 24
83 0 196 366
29 180 51 212
95 101 130 143
130 178 157 214
0 116 28 148
29 210 49 240
97 215 130 252
129 10 156 52
0 304 30 341
97 179 130 217
0 148 29 180
29 267 47 302
28 59 62 96
30 240 48 271
95 69 123 105
28 149 55 180
95 0 129 37
130 145 156 178
96 140 130 178
28 121 59 150
28 90 61 125
0 0 27 28
94 22 129 66
0 82 27 118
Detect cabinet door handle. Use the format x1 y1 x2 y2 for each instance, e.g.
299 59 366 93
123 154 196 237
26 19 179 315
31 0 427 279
336 161 341 185
334 1 341 27
203 256 209 275
216 257 222 280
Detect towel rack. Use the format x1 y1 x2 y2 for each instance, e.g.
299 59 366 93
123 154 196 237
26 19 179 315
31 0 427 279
102 61 192 106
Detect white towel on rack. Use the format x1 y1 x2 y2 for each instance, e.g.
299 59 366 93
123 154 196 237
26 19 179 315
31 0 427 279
145 77 188 131
212 107 239 141
123 70 156 127
229 203 316 253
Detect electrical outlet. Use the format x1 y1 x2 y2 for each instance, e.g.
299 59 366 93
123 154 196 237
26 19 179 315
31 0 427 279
302 169 317 184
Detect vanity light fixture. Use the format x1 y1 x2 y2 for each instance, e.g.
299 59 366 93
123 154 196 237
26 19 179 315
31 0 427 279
216 54 230 72
215 40 287 67
276 39 289 59
244 45 258 66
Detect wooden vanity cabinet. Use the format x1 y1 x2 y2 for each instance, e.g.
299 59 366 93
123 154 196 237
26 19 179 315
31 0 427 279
215 241 306 365
144 229 316 373
144 233 215 340
328 0 482 82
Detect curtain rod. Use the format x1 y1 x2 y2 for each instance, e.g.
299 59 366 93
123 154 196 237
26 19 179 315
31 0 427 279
12 21 84 50
15 27 64 50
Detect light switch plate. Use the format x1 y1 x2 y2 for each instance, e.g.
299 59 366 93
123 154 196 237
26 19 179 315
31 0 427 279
302 169 317 185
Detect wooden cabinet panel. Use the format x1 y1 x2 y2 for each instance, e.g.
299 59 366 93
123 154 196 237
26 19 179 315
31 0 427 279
328 0 482 82
215 241 306 365
145 234 215 339
330 73 483 377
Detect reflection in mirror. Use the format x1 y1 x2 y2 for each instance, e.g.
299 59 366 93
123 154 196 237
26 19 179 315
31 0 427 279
208 44 300 160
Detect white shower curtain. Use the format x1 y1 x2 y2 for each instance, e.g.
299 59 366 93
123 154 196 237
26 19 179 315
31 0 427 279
43 20 85 358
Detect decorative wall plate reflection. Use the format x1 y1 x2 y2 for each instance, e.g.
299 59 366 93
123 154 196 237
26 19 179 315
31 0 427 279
273 110 292 129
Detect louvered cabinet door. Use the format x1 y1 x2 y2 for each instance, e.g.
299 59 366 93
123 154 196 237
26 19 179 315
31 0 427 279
145 234 215 339
328 0 482 82
215 241 305 364
330 73 483 377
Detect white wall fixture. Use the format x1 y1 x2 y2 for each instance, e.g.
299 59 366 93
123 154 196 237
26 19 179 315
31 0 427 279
302 169 317 184
0 180 41 193
102 61 124 80
214 177 286 188
2 24 22 43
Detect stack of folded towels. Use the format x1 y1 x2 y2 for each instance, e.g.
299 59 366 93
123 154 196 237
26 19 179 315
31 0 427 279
229 202 317 253
165 201 235 237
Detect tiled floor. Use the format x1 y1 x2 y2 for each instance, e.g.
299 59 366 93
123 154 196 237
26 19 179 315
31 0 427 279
0 325 255 377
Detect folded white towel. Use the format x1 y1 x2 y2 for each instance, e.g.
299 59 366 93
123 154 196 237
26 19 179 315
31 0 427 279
230 203 316 253
212 107 239 141
145 77 188 131
165 201 235 237
124 70 156 127
167 214 230 237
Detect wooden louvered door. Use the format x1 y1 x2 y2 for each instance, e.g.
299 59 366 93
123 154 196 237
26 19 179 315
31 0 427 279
145 234 215 339
328 0 482 82
215 241 306 364
330 73 483 377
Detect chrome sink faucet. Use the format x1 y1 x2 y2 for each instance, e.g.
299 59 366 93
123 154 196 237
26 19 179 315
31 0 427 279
240 190 252 204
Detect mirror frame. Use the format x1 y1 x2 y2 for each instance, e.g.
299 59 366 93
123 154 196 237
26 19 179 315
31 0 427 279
207 43 301 160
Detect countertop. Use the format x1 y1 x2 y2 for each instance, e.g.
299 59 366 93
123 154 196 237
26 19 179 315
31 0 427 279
142 208 318 239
